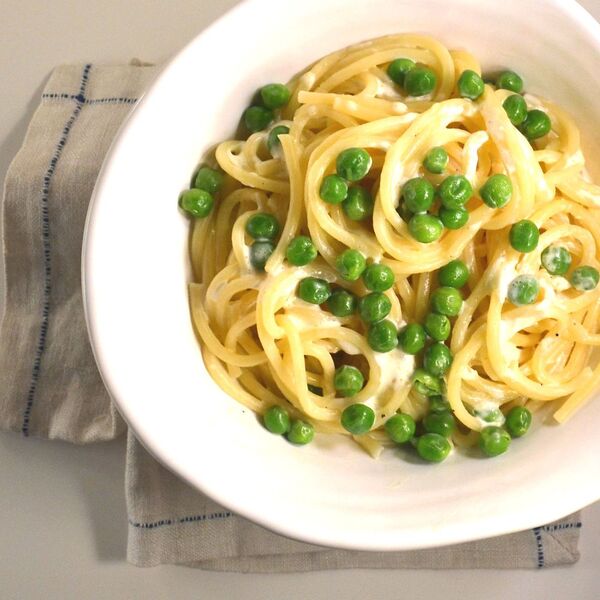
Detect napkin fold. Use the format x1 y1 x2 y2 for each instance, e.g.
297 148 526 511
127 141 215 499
0 62 582 570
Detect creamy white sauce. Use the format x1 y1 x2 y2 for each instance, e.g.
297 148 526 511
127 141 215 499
406 92 434 102
546 273 570 292
492 252 572 380
473 412 505 429
463 131 489 183
240 244 253 274
536 274 561 313
468 398 505 428
492 254 518 301
376 78 404 101
391 102 408 114
462 366 479 381
266 261 286 278
370 347 415 394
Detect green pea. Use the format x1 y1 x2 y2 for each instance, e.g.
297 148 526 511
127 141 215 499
334 365 365 397
358 292 392 324
505 406 532 438
327 289 358 317
336 148 372 181
307 384 323 396
260 83 291 109
479 174 512 208
250 240 275 271
503 94 527 126
408 213 444 244
297 277 331 304
194 166 224 194
385 413 416 443
287 420 314 445
179 189 214 218
246 212 280 240
263 405 290 434
479 426 511 457
438 175 473 209
541 245 571 276
336 249 367 281
424 312 451 341
267 125 290 155
404 66 437 97
286 236 317 266
397 201 413 223
412 368 443 396
509 219 539 253
402 177 435 213
244 105 274 132
431 286 463 317
341 403 375 434
343 186 374 221
367 319 398 353
496 70 523 93
507 275 539 306
457 69 484 100
416 433 451 462
398 323 426 354
571 266 600 291
362 264 395 292
521 109 551 140
423 410 455 437
439 207 469 230
438 259 469 288
423 146 449 174
429 395 450 413
423 342 453 377
387 58 416 85
320 174 349 204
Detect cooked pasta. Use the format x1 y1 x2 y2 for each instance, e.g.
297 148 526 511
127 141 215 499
180 34 600 461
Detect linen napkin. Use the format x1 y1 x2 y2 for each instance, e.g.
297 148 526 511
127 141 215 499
0 62 582 570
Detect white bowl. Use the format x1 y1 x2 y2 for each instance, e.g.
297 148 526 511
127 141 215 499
83 0 600 550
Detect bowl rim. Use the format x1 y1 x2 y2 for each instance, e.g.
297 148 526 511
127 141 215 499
83 0 600 551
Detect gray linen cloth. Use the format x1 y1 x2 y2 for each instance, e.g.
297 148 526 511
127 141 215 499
0 63 582 570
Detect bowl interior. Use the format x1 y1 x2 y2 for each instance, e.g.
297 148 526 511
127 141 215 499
84 0 600 549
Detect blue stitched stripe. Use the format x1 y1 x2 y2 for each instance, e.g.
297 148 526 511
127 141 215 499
42 93 78 100
532 526 545 568
85 97 138 105
129 511 233 530
42 93 138 105
21 64 92 436
541 522 582 532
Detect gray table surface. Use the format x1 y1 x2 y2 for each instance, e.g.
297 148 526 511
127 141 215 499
2 1 600 598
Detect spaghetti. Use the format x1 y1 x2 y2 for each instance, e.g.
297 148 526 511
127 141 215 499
183 34 600 460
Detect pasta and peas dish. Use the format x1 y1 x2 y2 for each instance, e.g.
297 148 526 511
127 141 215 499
178 34 600 463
